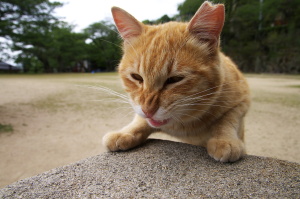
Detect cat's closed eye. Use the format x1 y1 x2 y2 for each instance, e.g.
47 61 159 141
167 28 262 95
164 76 184 86
131 73 143 83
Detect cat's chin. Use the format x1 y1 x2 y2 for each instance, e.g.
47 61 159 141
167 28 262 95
147 118 170 128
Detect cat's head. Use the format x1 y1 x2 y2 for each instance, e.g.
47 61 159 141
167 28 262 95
112 1 225 128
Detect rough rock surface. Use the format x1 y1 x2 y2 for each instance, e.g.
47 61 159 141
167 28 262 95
0 139 299 198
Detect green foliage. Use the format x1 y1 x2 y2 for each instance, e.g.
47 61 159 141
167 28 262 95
143 15 174 24
1 0 300 73
176 0 300 73
16 55 44 73
84 21 122 71
177 0 205 20
13 23 88 72
0 123 13 133
0 0 63 38
0 0 63 68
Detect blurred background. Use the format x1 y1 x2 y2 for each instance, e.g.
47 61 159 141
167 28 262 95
1 0 300 74
0 0 299 188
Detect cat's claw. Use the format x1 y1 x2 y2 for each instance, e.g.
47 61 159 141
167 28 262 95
207 138 245 162
102 132 137 151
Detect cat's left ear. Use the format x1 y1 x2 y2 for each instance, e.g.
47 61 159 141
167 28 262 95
188 1 225 48
111 7 143 39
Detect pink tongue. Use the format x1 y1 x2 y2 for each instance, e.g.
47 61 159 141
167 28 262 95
149 119 168 127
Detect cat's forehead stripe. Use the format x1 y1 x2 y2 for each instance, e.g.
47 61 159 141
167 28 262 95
144 49 171 78
137 55 143 74
143 38 175 77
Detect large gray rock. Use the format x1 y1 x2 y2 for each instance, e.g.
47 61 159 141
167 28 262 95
0 139 299 198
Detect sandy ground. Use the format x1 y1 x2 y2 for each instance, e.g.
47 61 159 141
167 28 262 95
0 73 299 187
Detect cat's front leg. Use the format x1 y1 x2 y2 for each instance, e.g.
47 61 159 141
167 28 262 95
207 106 247 162
102 114 155 151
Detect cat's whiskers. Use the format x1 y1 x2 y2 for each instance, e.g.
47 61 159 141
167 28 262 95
83 85 129 101
99 22 120 36
177 103 233 109
178 112 206 124
172 108 224 129
169 96 240 126
76 84 133 115
90 98 130 105
160 79 246 126
110 106 133 116
98 38 122 49
172 79 245 107
173 106 207 118
168 83 245 125
172 89 239 108
175 91 241 105
118 109 136 121
170 112 185 127
174 79 244 105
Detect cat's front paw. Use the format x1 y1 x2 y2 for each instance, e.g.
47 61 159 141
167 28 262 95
207 138 245 162
102 132 138 151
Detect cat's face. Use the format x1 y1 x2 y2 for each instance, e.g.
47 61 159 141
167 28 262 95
112 2 225 128
119 24 221 128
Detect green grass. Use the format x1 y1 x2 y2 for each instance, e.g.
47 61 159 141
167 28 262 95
0 72 118 78
287 85 300 88
0 124 13 133
252 90 300 108
22 73 125 112
245 73 300 80
30 91 72 112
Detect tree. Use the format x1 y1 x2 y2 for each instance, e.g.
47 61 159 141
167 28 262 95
84 21 122 71
0 0 62 37
1 0 90 73
2 0 299 73
177 0 300 73
14 23 88 73
177 0 205 21
0 0 63 64
259 0 300 73
44 24 88 72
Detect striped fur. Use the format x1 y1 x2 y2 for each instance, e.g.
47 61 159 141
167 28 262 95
103 1 250 162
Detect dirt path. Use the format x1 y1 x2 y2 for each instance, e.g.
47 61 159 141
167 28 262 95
0 74 299 187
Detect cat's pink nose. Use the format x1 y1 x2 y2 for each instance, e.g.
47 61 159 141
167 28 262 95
142 109 155 118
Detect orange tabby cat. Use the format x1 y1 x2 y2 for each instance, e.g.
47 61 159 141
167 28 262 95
102 1 250 162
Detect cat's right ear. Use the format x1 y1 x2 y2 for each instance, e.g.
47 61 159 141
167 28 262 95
111 7 143 39
187 1 225 48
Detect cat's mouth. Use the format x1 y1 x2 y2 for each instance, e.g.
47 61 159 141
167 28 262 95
147 118 170 128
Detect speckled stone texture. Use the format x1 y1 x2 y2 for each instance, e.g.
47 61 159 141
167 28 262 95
0 139 299 198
